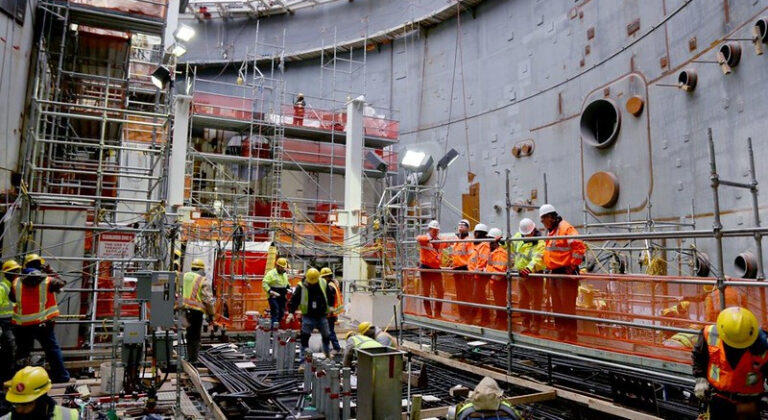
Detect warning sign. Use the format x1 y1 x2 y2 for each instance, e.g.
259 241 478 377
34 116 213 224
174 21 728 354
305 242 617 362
97 233 136 260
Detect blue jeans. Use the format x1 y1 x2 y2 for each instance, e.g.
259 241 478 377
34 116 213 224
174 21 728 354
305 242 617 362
328 316 341 351
15 322 70 383
268 294 287 329
300 315 330 355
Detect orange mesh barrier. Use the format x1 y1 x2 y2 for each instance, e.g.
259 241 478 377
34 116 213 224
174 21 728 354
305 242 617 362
281 105 399 140
193 92 258 121
403 269 768 365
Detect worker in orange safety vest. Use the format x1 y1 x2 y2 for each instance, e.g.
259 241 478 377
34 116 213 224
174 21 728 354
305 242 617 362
692 307 768 419
451 219 474 321
468 224 490 323
484 228 509 329
540 204 586 342
10 267 69 383
322 267 343 355
417 220 449 317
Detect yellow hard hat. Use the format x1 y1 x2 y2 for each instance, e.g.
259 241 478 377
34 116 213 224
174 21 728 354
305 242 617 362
174 249 182 258
306 268 320 284
679 301 690 312
716 306 760 349
320 267 333 278
276 258 288 268
358 321 373 335
2 260 21 273
22 254 44 268
4 366 52 404
191 258 205 270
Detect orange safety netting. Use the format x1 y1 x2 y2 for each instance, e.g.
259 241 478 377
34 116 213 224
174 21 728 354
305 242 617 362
281 105 400 140
402 269 768 365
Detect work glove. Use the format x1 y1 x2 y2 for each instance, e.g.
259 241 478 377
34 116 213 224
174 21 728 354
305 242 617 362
519 268 530 278
694 377 710 400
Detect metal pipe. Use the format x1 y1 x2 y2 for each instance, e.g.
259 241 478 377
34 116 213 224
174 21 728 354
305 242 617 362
747 137 765 281
401 294 700 334
505 168 514 374
341 367 351 420
329 366 340 420
717 179 753 189
707 128 727 310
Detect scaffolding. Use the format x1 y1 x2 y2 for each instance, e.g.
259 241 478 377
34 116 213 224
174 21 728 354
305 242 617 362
393 128 768 386
18 0 173 381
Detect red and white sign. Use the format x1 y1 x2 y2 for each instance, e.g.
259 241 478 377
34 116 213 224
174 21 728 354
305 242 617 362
97 233 136 260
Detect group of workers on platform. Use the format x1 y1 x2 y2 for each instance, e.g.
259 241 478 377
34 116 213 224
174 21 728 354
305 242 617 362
417 203 586 340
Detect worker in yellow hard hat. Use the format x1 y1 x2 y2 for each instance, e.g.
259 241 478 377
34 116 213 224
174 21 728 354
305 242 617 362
321 267 343 355
0 260 20 382
683 285 747 323
181 258 214 364
2 366 79 419
659 301 699 349
263 257 290 330
357 321 397 348
287 268 334 358
342 323 384 367
692 307 768 419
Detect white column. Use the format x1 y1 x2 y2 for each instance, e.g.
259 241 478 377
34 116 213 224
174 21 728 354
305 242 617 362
168 95 191 208
342 97 365 307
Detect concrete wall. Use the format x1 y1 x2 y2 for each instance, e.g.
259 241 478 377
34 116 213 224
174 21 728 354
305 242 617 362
184 0 768 277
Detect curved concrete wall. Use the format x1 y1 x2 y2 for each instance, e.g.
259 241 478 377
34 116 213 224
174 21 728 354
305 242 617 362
187 0 768 277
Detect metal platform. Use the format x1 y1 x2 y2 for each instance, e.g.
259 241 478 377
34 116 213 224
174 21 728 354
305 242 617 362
42 0 166 35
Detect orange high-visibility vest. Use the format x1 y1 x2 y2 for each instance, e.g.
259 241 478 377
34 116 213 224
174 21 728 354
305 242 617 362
451 241 473 268
417 235 447 269
12 277 59 326
468 242 490 272
543 220 586 270
703 325 768 395
485 247 509 281
328 281 344 317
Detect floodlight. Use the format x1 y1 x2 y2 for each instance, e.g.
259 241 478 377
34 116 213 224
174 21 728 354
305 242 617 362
169 43 188 57
151 65 172 89
401 150 427 170
365 151 388 173
437 148 459 170
174 24 196 42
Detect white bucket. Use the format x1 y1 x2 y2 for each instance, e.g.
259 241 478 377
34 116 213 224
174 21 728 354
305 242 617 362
100 362 125 394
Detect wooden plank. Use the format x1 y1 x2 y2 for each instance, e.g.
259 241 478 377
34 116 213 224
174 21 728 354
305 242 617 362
507 390 557 405
400 341 663 420
182 360 227 420
411 394 422 420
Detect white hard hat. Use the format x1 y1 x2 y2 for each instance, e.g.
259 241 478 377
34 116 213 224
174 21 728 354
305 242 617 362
488 227 503 238
458 219 470 228
474 223 488 233
539 204 557 217
519 218 536 235
427 220 440 230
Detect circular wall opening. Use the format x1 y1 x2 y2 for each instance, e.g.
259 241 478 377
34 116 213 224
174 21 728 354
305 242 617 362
719 42 742 67
695 252 711 277
734 251 757 278
755 18 768 43
579 98 621 148
677 69 697 92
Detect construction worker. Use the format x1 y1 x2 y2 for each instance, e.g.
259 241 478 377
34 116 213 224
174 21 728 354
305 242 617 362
683 285 747 323
468 223 490 322
660 301 699 348
342 330 384 367
287 268 334 358
182 259 214 364
692 307 768 419
416 220 448 318
448 377 522 420
0 260 20 382
11 268 69 383
511 218 546 334
293 93 306 126
22 254 57 279
1 366 79 419
484 228 509 328
321 267 343 354
540 204 586 342
357 321 397 348
451 219 474 321
263 257 290 330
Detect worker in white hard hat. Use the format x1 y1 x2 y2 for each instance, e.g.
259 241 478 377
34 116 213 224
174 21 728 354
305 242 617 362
467 223 490 322
451 219 474 322
539 204 586 341
182 258 214 364
416 220 448 318
692 307 768 419
509 218 546 334
293 92 306 126
484 228 509 328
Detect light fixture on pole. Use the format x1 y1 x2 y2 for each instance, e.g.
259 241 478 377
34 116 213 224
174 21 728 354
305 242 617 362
168 43 188 57
401 150 427 170
151 65 172 89
437 148 459 171
365 151 389 174
174 24 196 42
